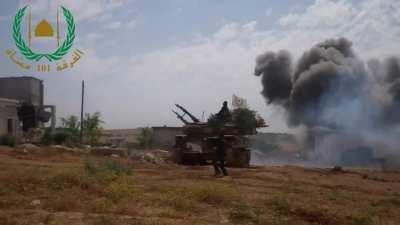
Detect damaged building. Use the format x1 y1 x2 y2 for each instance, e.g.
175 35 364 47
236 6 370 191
0 76 56 141
0 97 21 138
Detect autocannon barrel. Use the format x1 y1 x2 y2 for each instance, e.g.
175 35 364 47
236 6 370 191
175 104 200 123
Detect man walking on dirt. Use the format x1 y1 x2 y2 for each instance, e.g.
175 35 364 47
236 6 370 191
214 134 228 177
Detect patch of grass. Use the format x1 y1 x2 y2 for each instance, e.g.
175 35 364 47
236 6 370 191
326 190 347 202
83 159 135 202
47 170 92 191
267 196 291 214
189 182 238 205
160 190 196 211
350 213 374 225
293 206 338 225
229 200 256 223
229 200 270 225
127 218 147 225
126 218 174 225
371 197 400 208
158 208 181 219
0 184 11 196
93 215 116 225
104 176 135 202
102 160 132 176
85 159 132 176
4 168 46 193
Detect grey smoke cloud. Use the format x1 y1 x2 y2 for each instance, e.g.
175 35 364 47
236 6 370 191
254 37 400 166
254 37 400 129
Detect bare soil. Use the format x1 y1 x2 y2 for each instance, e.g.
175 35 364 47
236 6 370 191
0 146 399 225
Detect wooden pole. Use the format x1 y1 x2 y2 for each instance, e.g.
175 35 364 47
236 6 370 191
80 80 85 144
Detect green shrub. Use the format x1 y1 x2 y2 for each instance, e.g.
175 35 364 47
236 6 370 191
41 128 80 147
267 196 291 214
84 159 132 177
102 160 132 176
104 176 135 202
0 135 16 147
53 132 69 145
40 128 54 145
84 159 133 189
84 158 98 176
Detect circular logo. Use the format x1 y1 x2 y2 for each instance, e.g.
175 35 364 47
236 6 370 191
13 6 76 62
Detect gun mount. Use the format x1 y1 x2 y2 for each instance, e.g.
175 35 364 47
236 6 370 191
171 104 251 167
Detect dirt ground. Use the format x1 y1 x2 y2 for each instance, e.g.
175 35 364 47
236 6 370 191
0 146 399 225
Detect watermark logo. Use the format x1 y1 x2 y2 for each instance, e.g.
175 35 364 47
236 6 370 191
6 6 84 72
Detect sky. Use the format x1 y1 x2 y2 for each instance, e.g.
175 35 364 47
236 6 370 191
0 0 399 132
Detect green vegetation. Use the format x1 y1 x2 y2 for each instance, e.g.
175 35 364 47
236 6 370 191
84 159 132 176
229 200 257 223
126 127 154 151
94 215 116 225
350 213 374 225
207 107 265 134
232 108 259 134
268 196 291 214
160 190 196 211
83 112 104 146
40 112 104 146
0 134 16 147
189 182 238 205
136 127 154 149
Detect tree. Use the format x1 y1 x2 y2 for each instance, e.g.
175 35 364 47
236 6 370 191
232 108 258 134
83 112 104 146
207 107 266 135
41 115 81 146
136 127 154 149
60 115 80 136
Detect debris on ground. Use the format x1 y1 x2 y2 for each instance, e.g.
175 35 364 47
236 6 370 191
90 147 127 157
18 143 41 152
30 199 41 206
130 149 170 164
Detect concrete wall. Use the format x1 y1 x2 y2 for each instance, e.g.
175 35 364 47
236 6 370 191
0 77 43 107
152 127 183 150
0 98 21 139
99 129 142 147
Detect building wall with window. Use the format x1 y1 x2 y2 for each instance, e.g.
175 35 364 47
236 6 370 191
0 97 21 139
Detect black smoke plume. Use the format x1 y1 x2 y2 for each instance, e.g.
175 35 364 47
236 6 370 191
254 38 400 167
255 37 400 130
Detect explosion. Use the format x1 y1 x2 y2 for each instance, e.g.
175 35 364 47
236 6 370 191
254 38 400 167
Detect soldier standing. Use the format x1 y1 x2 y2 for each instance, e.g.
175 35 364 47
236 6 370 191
217 101 232 122
214 134 228 177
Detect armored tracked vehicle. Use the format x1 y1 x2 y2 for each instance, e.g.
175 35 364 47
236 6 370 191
172 104 258 167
